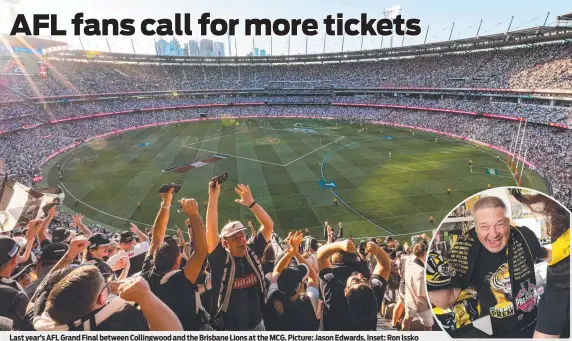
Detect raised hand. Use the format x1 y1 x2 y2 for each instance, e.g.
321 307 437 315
73 214 84 227
26 219 44 240
118 276 151 303
129 222 140 233
234 184 254 207
67 237 90 259
160 187 174 205
340 239 356 254
208 180 221 198
48 206 57 220
178 198 199 217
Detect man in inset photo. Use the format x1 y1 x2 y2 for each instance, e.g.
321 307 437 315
427 196 553 338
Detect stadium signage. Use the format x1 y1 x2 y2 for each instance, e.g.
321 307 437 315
319 180 337 189
484 168 500 176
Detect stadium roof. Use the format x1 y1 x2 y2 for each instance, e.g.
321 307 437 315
1 35 67 50
557 13 572 21
46 25 572 65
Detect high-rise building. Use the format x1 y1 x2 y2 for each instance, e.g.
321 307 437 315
155 38 186 56
260 49 266 56
155 39 168 56
199 39 215 56
254 48 259 56
215 42 225 56
189 40 200 56
183 43 190 56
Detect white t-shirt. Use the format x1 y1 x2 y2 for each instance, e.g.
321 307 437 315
107 241 150 268
404 256 430 313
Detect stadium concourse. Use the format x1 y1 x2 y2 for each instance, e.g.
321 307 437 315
0 36 571 332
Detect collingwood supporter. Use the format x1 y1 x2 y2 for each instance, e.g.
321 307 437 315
83 233 129 281
206 181 274 331
402 240 433 331
140 189 210 330
265 231 320 331
427 196 552 338
324 221 343 243
28 237 183 331
317 239 391 331
24 242 69 298
0 236 30 326
109 224 150 277
0 219 43 327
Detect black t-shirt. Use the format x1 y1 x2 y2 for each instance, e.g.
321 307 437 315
140 255 201 331
208 231 268 330
332 259 371 284
471 232 545 333
0 278 29 328
264 289 319 331
319 268 386 331
547 256 570 290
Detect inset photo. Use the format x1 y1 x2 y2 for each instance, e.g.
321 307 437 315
425 187 570 339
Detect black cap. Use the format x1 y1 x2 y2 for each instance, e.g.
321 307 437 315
52 228 72 243
38 242 69 263
119 231 134 244
10 262 34 279
0 236 25 266
277 264 309 297
88 233 112 250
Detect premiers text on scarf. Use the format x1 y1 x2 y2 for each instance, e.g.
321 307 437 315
8 334 421 341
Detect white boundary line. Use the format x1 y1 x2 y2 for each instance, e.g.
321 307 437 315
181 146 285 166
262 127 344 137
283 136 345 166
184 127 260 146
59 147 175 231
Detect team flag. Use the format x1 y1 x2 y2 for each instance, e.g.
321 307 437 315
0 176 64 232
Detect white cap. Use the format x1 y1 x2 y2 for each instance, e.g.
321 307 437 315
220 221 246 238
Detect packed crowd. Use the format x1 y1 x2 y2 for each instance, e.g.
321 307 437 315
0 177 436 331
0 42 571 102
0 105 570 207
1 93 571 135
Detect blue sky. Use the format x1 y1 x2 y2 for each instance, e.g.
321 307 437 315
1 0 570 55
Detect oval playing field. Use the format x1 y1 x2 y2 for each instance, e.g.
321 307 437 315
43 119 548 238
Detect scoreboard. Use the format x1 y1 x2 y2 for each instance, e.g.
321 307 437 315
0 46 48 78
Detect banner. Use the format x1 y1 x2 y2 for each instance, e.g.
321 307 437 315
0 177 64 232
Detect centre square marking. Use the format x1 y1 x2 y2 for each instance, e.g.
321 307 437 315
182 127 345 167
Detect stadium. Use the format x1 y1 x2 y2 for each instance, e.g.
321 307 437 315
0 4 571 333
2 23 571 239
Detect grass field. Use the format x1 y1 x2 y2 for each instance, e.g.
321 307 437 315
43 118 548 238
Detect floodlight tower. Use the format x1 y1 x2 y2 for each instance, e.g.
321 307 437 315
383 5 402 48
